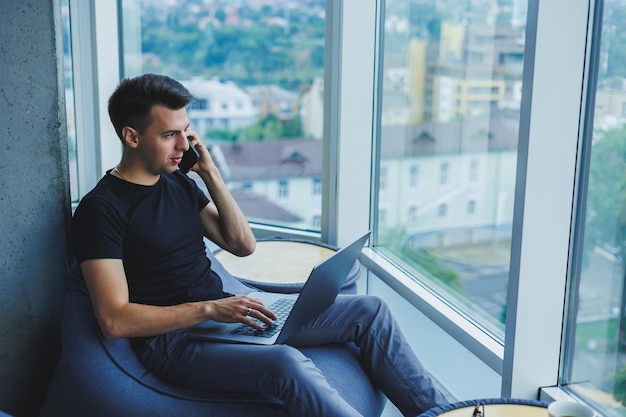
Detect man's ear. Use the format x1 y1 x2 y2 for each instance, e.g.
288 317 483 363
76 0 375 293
121 126 139 148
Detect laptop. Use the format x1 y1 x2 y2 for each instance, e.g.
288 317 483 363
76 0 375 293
186 231 371 345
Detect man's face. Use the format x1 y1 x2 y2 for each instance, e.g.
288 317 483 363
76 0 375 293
138 105 190 175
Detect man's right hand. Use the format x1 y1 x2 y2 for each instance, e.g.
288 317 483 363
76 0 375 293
207 295 277 330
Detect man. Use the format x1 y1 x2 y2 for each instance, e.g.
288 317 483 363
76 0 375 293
72 73 447 416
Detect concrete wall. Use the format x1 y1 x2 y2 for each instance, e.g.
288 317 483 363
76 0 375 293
0 0 71 415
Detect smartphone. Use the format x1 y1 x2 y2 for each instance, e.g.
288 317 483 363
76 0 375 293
179 139 199 173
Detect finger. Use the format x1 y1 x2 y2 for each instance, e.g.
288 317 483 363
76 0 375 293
240 310 268 330
260 306 277 321
248 309 275 326
247 302 277 321
242 317 264 330
186 133 206 152
186 130 199 141
243 305 276 327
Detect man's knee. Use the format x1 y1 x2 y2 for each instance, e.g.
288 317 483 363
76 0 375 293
271 345 315 376
262 345 325 392
354 295 390 319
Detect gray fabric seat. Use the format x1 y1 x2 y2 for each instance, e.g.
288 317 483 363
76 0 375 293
38 251 387 417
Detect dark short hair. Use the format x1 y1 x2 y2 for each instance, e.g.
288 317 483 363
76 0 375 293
107 73 194 141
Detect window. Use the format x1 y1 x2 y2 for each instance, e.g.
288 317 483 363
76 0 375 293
278 179 289 199
467 200 476 215
189 99 208 111
562 1 626 414
440 162 449 185
118 0 325 232
312 177 322 196
469 160 478 182
408 206 417 223
374 0 526 337
380 166 388 191
437 203 447 218
312 215 321 230
409 164 419 188
60 0 618 409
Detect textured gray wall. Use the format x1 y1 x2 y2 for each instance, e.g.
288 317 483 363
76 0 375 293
0 0 71 415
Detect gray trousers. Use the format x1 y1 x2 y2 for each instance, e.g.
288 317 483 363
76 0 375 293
136 295 447 417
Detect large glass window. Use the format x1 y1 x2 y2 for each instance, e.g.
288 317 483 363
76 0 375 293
375 0 527 337
563 1 626 414
58 0 625 409
119 0 325 232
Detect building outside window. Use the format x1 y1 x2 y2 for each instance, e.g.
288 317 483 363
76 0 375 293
375 0 524 338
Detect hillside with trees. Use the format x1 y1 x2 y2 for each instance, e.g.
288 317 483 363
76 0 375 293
137 0 325 92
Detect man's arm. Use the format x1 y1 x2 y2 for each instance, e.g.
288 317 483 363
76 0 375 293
81 258 276 339
188 132 256 257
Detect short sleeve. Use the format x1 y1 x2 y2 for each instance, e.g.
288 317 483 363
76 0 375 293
194 179 210 211
72 196 126 263
172 170 210 211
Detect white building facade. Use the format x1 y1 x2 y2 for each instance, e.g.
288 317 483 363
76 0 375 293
181 77 257 137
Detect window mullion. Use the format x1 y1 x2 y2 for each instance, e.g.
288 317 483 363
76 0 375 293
503 0 591 398
324 0 378 247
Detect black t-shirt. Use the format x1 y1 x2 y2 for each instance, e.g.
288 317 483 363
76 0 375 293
72 170 225 306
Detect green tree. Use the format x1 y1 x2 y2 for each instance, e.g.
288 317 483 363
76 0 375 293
584 127 626 256
243 114 283 141
215 8 226 24
409 1 441 39
605 3 626 80
615 363 626 406
205 130 238 142
378 225 461 291
282 115 303 138
584 125 626 406
139 0 324 89
402 247 461 292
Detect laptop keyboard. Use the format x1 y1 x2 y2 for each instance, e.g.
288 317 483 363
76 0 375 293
231 298 296 338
